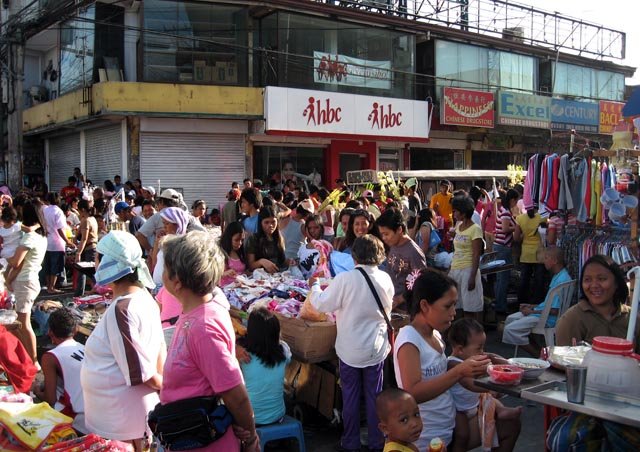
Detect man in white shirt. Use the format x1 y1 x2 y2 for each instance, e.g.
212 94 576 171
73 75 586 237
43 193 76 294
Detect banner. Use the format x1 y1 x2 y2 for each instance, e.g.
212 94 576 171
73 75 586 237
313 51 392 90
497 91 550 128
551 99 599 133
599 101 625 134
441 87 494 128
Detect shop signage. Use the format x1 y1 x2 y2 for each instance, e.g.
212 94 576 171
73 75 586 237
550 99 599 133
264 87 431 141
599 101 625 134
441 87 494 128
313 51 392 90
497 91 550 128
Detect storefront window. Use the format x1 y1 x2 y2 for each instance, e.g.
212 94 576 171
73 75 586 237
553 62 624 101
258 12 415 99
436 41 537 97
59 6 95 95
143 0 247 84
472 151 519 170
410 149 454 170
253 146 325 188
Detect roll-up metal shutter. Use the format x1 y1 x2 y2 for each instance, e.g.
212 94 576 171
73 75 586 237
140 133 245 208
85 125 122 186
48 134 81 193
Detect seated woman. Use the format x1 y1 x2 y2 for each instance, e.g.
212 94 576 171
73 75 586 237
245 206 287 274
556 255 637 347
240 308 291 425
549 254 640 451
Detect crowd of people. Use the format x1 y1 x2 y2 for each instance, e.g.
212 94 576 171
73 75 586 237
0 168 638 451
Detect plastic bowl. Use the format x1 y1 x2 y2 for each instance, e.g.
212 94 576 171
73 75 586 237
508 357 550 379
487 364 524 386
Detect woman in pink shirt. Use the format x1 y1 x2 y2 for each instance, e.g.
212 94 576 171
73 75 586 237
160 231 259 452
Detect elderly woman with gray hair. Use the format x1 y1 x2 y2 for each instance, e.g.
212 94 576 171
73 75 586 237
159 231 259 451
81 230 165 449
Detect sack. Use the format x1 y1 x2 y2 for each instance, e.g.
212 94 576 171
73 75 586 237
147 396 233 451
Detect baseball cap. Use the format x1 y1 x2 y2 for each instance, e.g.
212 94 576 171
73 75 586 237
298 199 315 214
362 189 374 198
142 186 156 196
114 201 131 214
159 188 181 201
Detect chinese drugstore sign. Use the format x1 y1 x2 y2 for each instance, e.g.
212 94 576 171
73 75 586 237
497 91 550 128
599 101 625 134
313 51 392 90
441 87 494 128
264 86 431 141
551 99 599 133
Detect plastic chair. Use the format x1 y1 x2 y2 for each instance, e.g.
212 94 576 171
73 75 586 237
256 415 306 452
514 280 576 357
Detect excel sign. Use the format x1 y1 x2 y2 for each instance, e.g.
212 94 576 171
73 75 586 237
496 91 550 128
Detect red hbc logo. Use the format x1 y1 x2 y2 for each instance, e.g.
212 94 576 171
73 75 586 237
303 97 342 125
368 102 402 129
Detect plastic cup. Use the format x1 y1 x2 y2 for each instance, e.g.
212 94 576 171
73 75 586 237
566 365 587 404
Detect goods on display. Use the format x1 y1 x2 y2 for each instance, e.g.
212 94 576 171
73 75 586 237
487 365 524 386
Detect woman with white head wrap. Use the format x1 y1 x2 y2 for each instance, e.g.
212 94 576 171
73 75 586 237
81 231 165 448
152 207 190 328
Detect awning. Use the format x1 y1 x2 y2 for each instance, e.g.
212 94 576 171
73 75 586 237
622 87 640 118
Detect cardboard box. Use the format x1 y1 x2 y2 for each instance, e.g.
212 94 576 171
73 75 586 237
285 359 339 420
276 313 337 363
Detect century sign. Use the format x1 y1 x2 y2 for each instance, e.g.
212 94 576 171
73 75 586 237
264 87 431 141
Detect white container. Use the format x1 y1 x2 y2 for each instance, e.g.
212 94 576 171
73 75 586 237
582 336 640 398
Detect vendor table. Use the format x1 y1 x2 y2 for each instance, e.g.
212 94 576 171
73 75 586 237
474 368 640 428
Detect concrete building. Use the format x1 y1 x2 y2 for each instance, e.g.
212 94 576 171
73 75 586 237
1 0 635 205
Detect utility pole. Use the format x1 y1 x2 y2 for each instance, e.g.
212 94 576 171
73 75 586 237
6 38 23 190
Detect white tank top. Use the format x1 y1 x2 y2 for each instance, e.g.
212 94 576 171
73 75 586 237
48 339 86 432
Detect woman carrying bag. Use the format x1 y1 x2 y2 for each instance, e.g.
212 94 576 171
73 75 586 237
513 205 547 306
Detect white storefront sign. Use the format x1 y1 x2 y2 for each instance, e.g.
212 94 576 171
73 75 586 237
313 51 392 90
264 86 431 142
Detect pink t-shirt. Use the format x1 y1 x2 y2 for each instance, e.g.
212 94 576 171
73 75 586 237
156 287 183 327
160 289 243 451
220 257 246 287
43 205 68 251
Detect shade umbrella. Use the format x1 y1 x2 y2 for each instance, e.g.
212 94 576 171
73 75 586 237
622 86 640 118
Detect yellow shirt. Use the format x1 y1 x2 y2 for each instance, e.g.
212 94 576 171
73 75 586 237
430 192 453 223
516 213 544 264
450 223 483 270
383 441 416 452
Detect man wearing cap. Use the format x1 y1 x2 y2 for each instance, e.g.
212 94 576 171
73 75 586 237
362 190 381 219
141 186 156 201
405 178 422 229
135 189 205 262
279 199 314 261
115 201 145 237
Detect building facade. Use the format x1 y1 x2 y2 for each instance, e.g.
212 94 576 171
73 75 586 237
2 0 635 205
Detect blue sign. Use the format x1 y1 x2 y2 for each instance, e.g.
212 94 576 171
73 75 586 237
497 91 551 128
550 99 599 133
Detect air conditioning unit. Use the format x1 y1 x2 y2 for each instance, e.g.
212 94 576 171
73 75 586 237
502 27 525 43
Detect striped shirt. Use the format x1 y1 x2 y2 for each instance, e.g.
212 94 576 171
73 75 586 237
494 206 514 247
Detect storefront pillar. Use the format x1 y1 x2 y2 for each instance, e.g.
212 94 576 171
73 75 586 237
326 140 376 188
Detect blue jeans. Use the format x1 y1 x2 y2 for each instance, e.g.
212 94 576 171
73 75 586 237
493 243 512 312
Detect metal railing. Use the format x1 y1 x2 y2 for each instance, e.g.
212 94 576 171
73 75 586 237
318 0 625 60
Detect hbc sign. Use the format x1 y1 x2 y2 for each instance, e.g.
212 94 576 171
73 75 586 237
264 87 431 141
441 87 494 128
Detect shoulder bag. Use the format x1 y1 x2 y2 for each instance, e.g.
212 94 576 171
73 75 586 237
355 267 394 349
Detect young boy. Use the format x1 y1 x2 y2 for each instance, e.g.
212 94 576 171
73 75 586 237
447 319 522 452
376 388 423 452
34 308 86 433
297 215 333 279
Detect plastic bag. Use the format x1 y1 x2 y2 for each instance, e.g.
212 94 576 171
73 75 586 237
299 291 326 322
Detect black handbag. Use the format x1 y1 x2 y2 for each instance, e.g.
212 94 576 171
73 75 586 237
147 396 233 451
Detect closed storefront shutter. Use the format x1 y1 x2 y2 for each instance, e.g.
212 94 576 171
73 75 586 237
48 134 81 193
85 125 122 187
140 132 245 208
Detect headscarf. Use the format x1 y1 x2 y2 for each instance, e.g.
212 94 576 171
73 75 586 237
95 230 155 289
160 207 189 235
